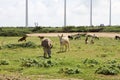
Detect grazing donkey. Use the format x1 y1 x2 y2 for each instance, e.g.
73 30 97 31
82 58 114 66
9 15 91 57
74 34 81 40
90 36 94 44
68 35 74 40
85 34 95 44
38 36 44 40
115 35 120 40
18 35 27 42
85 35 89 44
41 38 53 58
58 34 69 52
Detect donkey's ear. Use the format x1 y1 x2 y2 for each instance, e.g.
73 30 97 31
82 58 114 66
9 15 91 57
61 34 63 37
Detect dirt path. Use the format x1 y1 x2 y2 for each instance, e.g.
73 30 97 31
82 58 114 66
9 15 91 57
27 32 120 38
0 74 83 80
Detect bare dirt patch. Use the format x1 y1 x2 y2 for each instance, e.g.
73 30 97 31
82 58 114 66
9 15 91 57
27 32 120 38
0 74 83 80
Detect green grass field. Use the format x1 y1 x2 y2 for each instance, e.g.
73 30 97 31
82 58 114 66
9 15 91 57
0 36 120 80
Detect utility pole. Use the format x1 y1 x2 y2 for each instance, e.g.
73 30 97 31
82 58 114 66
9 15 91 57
109 0 111 26
25 0 28 27
90 0 93 27
64 0 66 27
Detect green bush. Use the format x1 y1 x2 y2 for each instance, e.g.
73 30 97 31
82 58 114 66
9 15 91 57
32 27 42 32
100 53 108 57
88 28 103 32
62 26 75 32
83 58 99 65
0 30 30 36
95 60 120 75
21 58 39 67
0 59 10 65
106 60 117 64
0 46 2 50
20 58 58 68
0 28 2 31
4 41 37 49
59 67 81 75
21 41 37 48
43 60 54 68
95 64 119 75
1 26 120 37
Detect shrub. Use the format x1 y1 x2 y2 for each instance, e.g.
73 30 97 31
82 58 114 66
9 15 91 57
21 58 39 67
0 59 10 65
43 60 55 68
0 28 2 31
117 64 120 69
59 67 81 75
4 41 37 49
0 46 2 50
95 64 119 75
62 26 75 32
100 53 108 57
83 58 99 65
88 28 103 32
0 30 30 36
106 60 117 64
21 41 37 48
20 58 58 68
32 27 42 32
4 44 17 48
95 59 120 75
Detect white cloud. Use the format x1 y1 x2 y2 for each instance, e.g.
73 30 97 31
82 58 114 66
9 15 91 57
0 0 120 27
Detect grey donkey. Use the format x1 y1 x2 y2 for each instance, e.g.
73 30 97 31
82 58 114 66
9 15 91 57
41 38 53 58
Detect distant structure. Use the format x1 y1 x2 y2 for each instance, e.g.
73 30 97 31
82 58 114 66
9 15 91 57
64 0 66 27
34 22 39 27
25 0 28 27
90 0 93 27
109 0 111 26
100 24 104 27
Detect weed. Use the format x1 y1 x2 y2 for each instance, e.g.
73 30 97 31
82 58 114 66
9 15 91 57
83 58 99 65
95 64 119 75
0 59 10 65
4 41 37 49
21 58 39 67
59 67 81 75
20 58 58 68
95 60 120 75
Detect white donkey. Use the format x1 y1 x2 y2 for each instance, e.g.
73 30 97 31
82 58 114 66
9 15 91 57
58 34 69 52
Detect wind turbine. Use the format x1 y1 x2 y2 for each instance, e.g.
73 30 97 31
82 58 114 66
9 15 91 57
90 0 93 27
64 0 66 27
25 0 28 27
109 0 111 26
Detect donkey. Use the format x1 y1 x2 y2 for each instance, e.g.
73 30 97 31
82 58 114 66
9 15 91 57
115 35 120 40
85 36 89 44
38 36 44 40
58 34 69 52
41 38 53 58
68 35 74 40
18 35 27 42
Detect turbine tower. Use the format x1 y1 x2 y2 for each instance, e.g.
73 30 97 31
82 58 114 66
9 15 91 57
109 0 111 26
90 0 93 27
64 0 66 27
25 0 28 27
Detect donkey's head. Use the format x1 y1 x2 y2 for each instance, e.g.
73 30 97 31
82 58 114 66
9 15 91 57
58 34 63 40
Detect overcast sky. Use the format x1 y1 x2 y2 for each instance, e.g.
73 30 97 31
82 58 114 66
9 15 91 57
0 0 120 27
